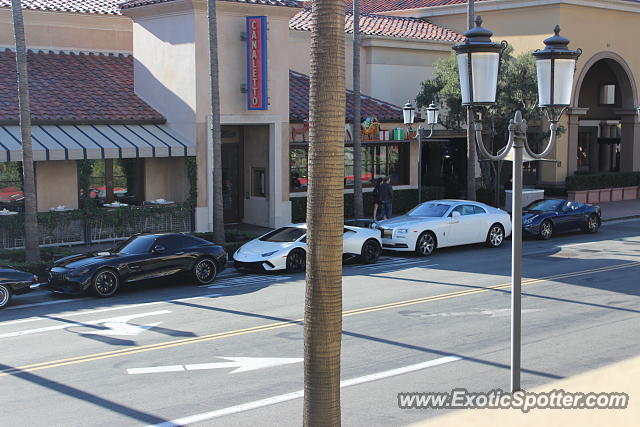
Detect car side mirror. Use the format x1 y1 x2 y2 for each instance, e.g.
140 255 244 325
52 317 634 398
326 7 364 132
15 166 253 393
451 211 461 218
152 245 166 254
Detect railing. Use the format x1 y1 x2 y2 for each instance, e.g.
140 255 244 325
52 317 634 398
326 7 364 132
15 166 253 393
0 205 193 249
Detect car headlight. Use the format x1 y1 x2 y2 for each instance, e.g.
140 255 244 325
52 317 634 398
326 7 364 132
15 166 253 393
261 250 278 258
523 216 536 225
396 229 409 234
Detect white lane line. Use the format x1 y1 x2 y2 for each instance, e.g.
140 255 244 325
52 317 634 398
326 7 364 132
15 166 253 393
129 365 186 375
0 294 221 328
6 298 90 310
355 262 438 270
149 355 461 427
0 310 171 339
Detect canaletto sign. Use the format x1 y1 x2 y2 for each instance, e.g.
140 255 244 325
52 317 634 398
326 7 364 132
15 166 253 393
246 16 268 110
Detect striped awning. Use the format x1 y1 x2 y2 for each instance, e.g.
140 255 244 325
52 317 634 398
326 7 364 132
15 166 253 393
0 124 196 162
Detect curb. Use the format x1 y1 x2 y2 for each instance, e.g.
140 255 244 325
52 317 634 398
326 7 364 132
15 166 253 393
602 215 640 223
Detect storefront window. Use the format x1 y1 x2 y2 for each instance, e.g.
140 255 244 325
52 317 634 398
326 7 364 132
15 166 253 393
79 159 145 207
0 162 24 212
290 143 409 192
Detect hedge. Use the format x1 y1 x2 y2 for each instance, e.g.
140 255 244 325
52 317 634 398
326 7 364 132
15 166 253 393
565 172 640 191
291 186 445 223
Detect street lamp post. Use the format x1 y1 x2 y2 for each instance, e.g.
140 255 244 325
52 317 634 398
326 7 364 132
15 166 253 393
404 101 439 205
452 17 581 392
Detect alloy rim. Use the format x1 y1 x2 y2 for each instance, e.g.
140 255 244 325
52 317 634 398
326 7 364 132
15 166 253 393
588 216 598 232
365 241 381 260
419 234 434 256
196 259 216 282
289 251 305 271
95 271 117 295
541 222 552 238
490 226 504 246
0 286 9 307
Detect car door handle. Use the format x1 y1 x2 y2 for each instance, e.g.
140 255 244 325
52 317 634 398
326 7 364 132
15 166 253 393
130 265 141 271
175 252 185 255
450 220 459 224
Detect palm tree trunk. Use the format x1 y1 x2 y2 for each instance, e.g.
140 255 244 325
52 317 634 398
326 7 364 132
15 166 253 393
303 0 345 425
10 0 40 263
352 0 363 218
466 0 476 201
207 0 225 243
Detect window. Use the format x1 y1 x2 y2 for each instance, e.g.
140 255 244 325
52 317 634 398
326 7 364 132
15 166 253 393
252 167 267 197
290 143 410 192
0 162 23 212
79 159 145 207
452 205 475 216
407 203 450 217
156 235 184 251
259 227 306 242
600 84 616 105
114 235 156 254
473 206 487 215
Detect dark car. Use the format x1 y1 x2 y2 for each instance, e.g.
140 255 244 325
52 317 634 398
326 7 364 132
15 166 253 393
522 199 601 240
0 266 38 309
43 233 227 297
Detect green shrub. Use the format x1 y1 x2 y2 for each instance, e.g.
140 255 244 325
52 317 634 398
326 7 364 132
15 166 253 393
565 172 640 191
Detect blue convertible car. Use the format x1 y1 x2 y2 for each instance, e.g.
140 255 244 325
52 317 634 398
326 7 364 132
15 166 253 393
522 199 601 240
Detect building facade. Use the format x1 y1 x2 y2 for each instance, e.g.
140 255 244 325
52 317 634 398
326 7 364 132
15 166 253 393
1 0 638 232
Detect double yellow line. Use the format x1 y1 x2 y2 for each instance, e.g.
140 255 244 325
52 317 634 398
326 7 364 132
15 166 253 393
2 261 637 378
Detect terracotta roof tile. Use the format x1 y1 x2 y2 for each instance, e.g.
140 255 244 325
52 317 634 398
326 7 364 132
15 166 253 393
0 0 300 16
0 49 164 124
120 0 300 12
289 70 403 122
290 8 463 42
0 0 123 15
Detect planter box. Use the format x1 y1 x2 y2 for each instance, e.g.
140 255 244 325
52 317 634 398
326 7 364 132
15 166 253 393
568 190 588 203
598 188 611 203
623 186 639 200
611 188 624 201
587 190 600 204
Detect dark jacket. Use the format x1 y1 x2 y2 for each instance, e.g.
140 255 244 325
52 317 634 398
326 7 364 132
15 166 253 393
379 182 393 203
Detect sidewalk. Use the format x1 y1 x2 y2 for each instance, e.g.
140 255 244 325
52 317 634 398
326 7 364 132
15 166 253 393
598 199 640 222
410 355 639 427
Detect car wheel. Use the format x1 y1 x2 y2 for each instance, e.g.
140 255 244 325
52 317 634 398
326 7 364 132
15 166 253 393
539 220 553 240
486 224 505 248
193 257 218 284
583 214 600 234
286 248 306 273
361 239 382 264
91 269 120 298
415 231 436 257
0 284 12 310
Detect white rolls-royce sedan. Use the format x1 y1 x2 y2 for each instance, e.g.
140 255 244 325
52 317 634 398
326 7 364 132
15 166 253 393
377 200 512 256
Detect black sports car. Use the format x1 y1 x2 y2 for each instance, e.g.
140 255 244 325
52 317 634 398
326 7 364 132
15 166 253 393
522 199 601 240
0 266 38 309
43 233 227 297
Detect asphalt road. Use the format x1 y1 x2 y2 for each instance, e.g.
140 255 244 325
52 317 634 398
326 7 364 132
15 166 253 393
1 219 639 427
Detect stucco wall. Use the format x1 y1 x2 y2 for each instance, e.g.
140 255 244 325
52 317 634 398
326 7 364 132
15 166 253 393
288 29 454 107
36 160 78 212
143 157 188 203
0 9 131 52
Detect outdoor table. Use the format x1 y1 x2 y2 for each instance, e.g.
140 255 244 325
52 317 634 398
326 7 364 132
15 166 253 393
103 202 129 208
144 199 176 206
0 209 18 215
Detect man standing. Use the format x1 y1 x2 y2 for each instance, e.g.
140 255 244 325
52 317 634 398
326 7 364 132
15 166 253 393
379 176 393 219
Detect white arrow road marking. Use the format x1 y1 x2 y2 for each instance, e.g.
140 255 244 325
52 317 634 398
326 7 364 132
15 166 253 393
0 310 170 339
148 355 461 427
127 356 303 375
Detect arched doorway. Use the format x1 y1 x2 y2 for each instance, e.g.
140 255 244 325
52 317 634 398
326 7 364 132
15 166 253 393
567 52 640 175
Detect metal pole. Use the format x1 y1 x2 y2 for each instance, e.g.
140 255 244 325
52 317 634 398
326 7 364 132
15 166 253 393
511 120 523 393
466 0 476 201
418 127 422 205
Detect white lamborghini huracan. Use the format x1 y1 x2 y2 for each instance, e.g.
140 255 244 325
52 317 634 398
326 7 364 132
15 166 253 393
233 224 382 272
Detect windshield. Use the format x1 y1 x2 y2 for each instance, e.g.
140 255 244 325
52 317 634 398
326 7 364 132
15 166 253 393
526 199 563 212
259 227 306 242
407 203 451 217
113 235 156 254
